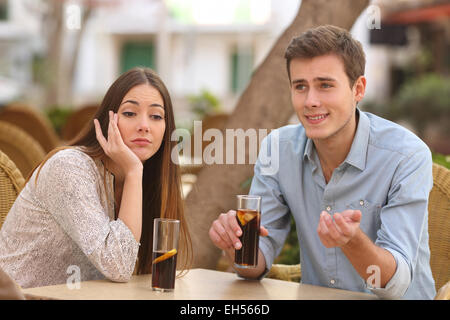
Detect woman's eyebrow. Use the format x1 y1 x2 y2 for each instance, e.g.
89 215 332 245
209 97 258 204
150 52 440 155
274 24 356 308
150 103 165 109
120 99 139 106
120 100 164 109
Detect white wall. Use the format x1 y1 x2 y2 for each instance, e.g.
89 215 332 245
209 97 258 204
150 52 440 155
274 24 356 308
351 6 391 104
171 33 230 97
0 0 40 102
73 14 120 106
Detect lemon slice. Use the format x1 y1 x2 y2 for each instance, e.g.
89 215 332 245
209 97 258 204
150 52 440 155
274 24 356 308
152 249 177 264
244 213 255 222
237 211 256 226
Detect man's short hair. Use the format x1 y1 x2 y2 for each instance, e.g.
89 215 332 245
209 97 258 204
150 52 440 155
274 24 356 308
285 25 366 87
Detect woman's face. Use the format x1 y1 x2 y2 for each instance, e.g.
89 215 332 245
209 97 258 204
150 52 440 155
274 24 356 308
116 84 166 162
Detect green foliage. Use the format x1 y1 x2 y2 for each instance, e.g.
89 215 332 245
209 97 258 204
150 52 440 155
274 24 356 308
175 119 195 134
45 106 73 135
432 153 450 169
31 54 47 84
240 176 253 191
274 216 300 265
391 73 450 135
188 89 221 119
359 100 393 120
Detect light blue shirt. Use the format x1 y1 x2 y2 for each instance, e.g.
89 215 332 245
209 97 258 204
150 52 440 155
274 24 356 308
250 109 436 299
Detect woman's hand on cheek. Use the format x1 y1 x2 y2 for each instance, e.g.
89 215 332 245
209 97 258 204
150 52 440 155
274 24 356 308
94 111 143 175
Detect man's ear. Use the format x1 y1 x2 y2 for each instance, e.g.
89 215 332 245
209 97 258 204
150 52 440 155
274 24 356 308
353 76 366 103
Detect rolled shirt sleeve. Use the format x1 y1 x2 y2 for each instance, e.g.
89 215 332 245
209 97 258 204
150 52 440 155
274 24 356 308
34 150 140 282
368 248 411 299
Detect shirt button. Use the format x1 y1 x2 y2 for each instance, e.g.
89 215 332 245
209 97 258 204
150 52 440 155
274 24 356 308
359 200 364 206
330 279 335 285
326 206 331 212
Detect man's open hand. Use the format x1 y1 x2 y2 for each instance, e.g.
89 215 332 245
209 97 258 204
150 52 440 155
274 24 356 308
317 209 362 248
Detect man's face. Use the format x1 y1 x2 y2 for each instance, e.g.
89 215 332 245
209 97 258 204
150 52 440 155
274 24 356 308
289 54 365 142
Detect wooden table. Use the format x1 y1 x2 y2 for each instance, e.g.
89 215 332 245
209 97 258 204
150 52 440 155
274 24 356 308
23 268 377 300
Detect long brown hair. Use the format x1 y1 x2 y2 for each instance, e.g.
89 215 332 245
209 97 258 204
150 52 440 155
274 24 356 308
32 67 192 275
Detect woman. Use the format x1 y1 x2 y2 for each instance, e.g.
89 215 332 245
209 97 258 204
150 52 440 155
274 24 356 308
0 67 192 288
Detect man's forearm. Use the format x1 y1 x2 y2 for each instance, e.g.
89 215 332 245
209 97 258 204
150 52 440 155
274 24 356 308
340 228 396 288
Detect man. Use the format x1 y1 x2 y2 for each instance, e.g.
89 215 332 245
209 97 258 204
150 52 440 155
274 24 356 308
209 25 436 299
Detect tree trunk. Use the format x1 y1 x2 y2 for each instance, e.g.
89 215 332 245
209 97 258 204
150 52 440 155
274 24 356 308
65 6 93 105
43 0 64 108
185 0 370 269
42 0 93 107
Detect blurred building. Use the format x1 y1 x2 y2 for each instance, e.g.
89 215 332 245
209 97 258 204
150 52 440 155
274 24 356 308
369 0 450 153
368 0 450 99
71 0 300 120
0 0 39 104
0 0 448 127
1 0 302 120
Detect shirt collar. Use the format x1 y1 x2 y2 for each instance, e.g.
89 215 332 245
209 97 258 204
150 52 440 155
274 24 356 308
303 135 314 162
343 108 370 171
303 108 370 171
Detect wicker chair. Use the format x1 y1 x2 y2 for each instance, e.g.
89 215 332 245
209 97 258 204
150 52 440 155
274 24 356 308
0 104 60 153
0 149 25 229
429 163 450 299
435 280 450 300
61 104 98 142
0 121 46 179
0 151 50 300
267 264 301 282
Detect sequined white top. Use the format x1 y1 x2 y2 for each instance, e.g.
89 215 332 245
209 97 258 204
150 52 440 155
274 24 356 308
0 148 140 288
